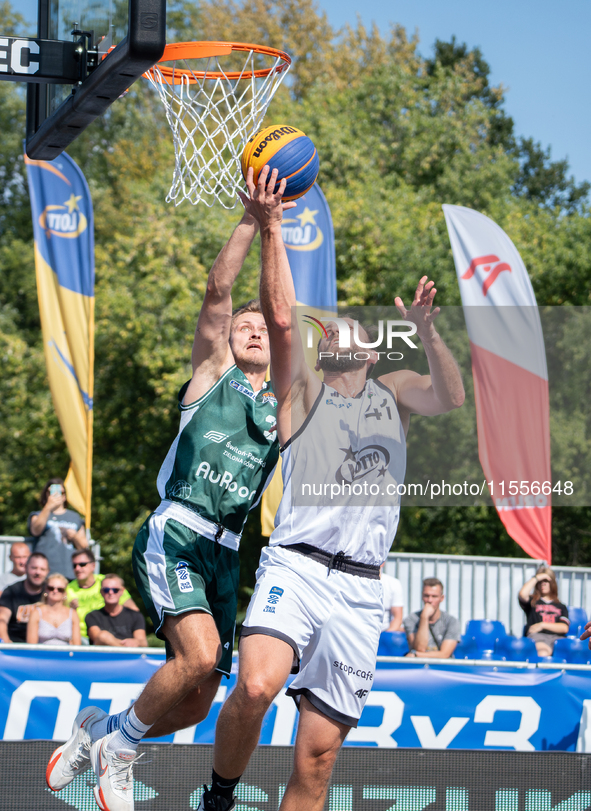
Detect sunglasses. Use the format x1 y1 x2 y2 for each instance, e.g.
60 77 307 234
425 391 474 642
101 587 122 594
73 561 92 568
47 586 66 593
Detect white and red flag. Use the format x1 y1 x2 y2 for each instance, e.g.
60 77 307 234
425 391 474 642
442 204 551 562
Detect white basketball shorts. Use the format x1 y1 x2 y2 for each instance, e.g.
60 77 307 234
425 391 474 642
241 545 383 727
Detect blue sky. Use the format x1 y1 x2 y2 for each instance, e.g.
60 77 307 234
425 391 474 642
316 0 591 186
16 0 590 187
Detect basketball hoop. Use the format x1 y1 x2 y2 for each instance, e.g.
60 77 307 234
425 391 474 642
144 41 291 208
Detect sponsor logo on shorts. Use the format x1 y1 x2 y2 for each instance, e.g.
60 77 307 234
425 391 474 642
174 561 193 593
333 660 374 681
263 605 276 613
355 688 369 699
267 586 284 605
230 379 257 401
224 642 230 649
203 430 228 443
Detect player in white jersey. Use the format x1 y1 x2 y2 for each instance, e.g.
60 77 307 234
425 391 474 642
196 169 465 811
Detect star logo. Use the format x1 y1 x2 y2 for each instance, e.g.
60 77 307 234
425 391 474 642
296 207 318 227
64 193 82 213
340 446 357 462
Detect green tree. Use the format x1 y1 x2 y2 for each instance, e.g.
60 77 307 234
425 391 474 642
1 1 590 626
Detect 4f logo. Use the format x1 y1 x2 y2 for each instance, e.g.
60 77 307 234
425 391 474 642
462 255 511 297
355 689 369 699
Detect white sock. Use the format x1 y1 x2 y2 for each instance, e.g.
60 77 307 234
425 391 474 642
90 708 128 742
105 706 152 753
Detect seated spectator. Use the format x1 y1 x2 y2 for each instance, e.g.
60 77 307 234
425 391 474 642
403 577 460 658
518 566 569 656
380 564 404 631
0 542 30 596
0 553 50 642
86 575 147 647
66 549 139 642
26 573 81 645
28 478 88 580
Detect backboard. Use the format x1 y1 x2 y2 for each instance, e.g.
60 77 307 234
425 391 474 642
20 0 165 158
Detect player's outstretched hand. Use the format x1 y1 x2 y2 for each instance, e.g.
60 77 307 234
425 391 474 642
395 276 441 340
580 620 591 648
237 165 296 227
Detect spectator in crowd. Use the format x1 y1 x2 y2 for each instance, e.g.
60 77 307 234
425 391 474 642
26 573 81 645
0 553 50 642
86 575 147 647
403 577 461 658
380 564 404 632
519 566 569 656
66 550 139 641
28 478 88 580
0 542 31 596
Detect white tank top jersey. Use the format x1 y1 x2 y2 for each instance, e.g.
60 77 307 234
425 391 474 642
270 378 407 565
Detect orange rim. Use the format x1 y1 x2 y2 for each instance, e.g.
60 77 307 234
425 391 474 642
144 41 291 84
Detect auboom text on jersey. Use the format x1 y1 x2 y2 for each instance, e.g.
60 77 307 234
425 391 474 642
195 461 257 500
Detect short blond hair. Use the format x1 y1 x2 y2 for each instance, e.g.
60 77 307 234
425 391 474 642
102 574 125 588
231 299 262 326
40 573 69 605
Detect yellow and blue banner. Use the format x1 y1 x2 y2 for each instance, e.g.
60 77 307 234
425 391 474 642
261 183 337 535
25 150 95 526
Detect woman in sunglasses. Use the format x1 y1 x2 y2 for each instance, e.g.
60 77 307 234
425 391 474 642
27 573 81 645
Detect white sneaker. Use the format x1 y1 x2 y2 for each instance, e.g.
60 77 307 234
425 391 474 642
90 732 141 811
46 706 107 791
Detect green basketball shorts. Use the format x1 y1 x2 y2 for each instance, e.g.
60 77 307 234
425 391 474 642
132 510 239 676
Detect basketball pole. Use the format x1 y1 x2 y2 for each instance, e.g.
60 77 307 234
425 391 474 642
85 295 95 534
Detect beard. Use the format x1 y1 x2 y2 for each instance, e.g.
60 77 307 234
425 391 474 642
318 351 367 373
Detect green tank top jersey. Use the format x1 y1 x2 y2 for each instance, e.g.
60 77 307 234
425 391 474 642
157 365 279 535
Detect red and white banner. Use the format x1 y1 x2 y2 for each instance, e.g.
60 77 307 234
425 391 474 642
442 204 551 562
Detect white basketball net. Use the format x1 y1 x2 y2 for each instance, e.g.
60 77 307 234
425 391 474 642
146 45 291 208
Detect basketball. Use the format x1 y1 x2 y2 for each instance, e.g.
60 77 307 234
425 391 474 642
241 124 319 201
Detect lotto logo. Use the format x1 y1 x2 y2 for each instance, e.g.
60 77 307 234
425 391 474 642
267 586 284 605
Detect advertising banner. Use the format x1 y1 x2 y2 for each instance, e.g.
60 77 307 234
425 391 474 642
5 740 591 811
25 152 95 524
1 647 589 752
442 204 551 562
261 182 337 536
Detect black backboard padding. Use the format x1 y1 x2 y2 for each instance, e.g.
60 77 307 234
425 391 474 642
25 0 165 160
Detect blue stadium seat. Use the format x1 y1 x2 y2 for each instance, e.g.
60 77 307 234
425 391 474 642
494 635 539 662
377 631 409 657
567 607 588 638
454 635 480 660
464 620 507 652
552 637 591 665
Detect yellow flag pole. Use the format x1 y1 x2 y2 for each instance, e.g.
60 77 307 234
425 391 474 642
85 296 95 532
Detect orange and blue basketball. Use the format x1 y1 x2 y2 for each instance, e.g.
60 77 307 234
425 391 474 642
241 125 319 201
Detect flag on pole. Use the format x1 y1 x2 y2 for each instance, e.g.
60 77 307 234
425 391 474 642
261 183 337 536
443 204 551 562
25 151 95 528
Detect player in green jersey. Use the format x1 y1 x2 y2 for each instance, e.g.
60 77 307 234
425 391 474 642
46 206 282 811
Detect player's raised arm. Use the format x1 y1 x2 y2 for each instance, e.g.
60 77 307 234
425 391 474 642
381 276 465 420
183 208 259 403
240 166 319 440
